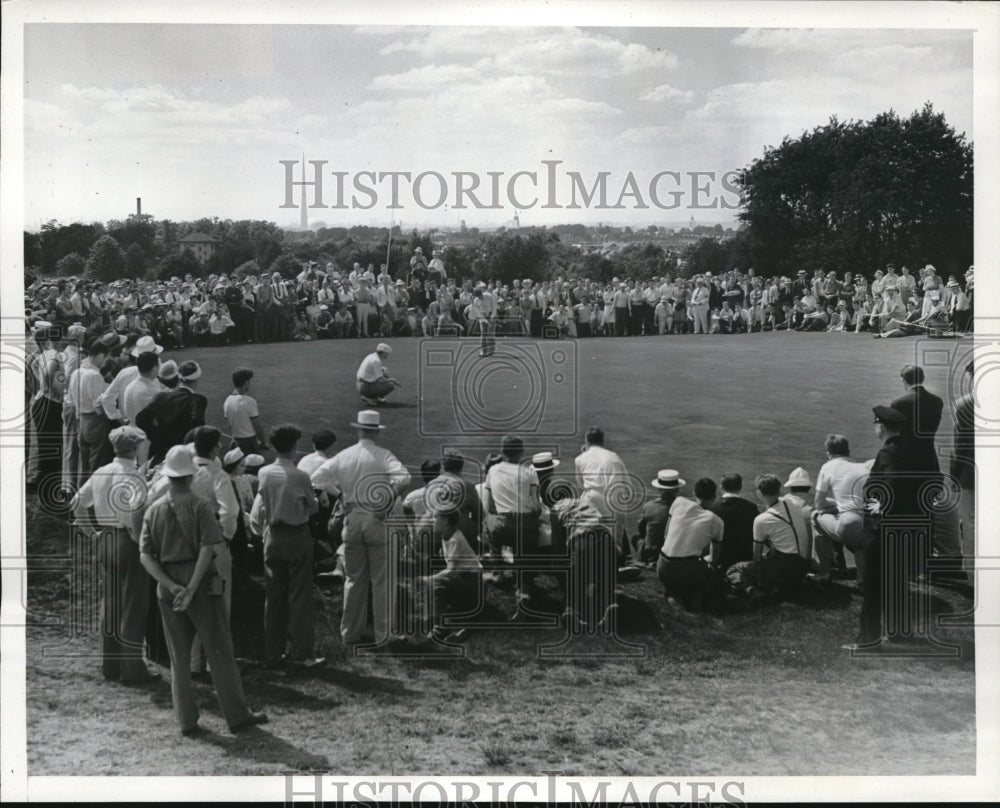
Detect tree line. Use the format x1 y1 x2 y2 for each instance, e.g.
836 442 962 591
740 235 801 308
24 103 972 286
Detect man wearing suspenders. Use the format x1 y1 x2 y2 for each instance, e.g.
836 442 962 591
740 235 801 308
726 473 811 597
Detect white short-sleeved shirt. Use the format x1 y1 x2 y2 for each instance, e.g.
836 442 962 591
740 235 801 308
816 457 869 514
753 496 808 557
223 392 259 439
662 497 723 557
484 461 538 514
356 352 385 383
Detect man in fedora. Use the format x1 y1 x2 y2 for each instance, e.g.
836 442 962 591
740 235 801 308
656 474 725 611
71 425 157 684
97 334 163 426
140 445 267 735
355 342 401 406
637 469 684 562
135 360 207 467
310 410 411 645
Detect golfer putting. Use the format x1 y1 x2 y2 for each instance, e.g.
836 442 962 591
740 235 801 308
356 342 402 406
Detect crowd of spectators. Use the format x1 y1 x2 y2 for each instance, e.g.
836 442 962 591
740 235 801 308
24 248 975 346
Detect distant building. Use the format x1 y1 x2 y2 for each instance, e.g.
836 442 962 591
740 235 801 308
177 232 218 263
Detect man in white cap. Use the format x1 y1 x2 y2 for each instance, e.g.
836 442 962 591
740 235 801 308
656 475 725 611
97 335 163 425
135 360 207 466
355 343 401 406
310 410 410 646
71 425 157 684
783 466 815 547
139 445 267 735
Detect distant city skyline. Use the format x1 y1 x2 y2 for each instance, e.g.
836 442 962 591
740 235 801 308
23 24 973 229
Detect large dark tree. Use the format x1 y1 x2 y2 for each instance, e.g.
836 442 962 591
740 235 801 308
737 104 972 278
84 235 128 282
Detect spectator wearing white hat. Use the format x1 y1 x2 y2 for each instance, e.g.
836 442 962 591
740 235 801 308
98 335 163 426
71 425 156 684
310 410 410 645
139 445 267 735
656 474 725 612
355 342 401 406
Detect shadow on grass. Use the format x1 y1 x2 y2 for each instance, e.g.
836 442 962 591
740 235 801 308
187 725 332 770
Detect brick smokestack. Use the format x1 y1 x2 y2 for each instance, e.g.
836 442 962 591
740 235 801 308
137 197 142 217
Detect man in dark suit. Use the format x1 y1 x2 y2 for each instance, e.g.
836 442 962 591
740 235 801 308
709 473 760 572
135 360 207 466
849 405 931 651
890 364 944 473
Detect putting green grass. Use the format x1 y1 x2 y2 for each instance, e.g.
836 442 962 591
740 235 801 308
176 331 972 496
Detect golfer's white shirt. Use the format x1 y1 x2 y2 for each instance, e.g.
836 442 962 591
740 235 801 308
357 352 386 383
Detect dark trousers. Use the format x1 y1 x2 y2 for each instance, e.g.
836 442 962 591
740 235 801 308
529 309 543 338
657 555 719 610
233 436 259 456
158 589 251 731
263 523 315 662
99 527 150 681
30 396 63 501
484 512 541 593
614 308 629 336
78 412 112 477
858 526 930 644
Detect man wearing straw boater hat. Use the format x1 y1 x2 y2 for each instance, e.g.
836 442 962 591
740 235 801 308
71 425 157 684
310 410 411 645
140 445 267 735
654 471 725 611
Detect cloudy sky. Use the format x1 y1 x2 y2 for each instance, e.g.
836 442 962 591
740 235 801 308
22 24 972 230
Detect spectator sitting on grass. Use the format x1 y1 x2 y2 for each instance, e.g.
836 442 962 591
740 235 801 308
726 474 812 600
